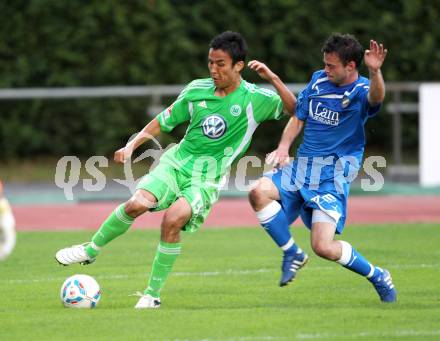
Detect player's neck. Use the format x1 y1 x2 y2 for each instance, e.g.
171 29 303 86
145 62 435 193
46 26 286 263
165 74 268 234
338 71 359 87
215 77 242 97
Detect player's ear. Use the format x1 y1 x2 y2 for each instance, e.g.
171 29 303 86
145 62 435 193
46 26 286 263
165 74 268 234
346 60 356 72
234 60 245 73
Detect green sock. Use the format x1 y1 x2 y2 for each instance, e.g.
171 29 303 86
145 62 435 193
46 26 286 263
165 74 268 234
144 241 182 298
85 204 134 258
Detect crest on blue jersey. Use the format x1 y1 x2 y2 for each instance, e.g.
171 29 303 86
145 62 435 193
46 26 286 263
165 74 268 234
341 96 350 108
202 114 227 139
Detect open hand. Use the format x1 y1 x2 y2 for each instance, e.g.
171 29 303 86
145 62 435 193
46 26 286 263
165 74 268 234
364 40 388 72
266 147 291 168
248 60 276 81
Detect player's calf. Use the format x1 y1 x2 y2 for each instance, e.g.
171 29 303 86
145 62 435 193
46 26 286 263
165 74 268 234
336 241 397 302
254 200 307 287
55 202 137 265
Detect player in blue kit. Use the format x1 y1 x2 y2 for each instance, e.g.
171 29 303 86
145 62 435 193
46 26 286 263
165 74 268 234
248 33 397 302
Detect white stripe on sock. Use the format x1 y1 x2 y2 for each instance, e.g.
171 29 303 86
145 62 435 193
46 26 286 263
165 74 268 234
158 246 181 255
158 245 181 251
366 264 375 278
281 238 294 251
90 242 101 251
115 206 133 225
158 247 181 252
256 201 281 224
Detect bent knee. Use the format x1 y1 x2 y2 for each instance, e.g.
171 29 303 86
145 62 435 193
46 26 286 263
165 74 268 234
161 213 188 243
248 186 262 204
311 241 335 260
124 191 157 218
162 210 190 230
248 178 277 210
124 198 147 218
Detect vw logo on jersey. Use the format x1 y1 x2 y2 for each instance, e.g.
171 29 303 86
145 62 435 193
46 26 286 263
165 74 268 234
201 114 227 139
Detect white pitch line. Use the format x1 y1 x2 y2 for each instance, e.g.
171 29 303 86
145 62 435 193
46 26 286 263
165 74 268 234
173 268 272 277
166 330 440 341
1 269 273 284
168 330 440 341
171 337 287 341
295 329 440 340
1 263 439 285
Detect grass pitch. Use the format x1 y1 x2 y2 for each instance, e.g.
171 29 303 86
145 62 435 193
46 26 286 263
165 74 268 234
1 224 439 340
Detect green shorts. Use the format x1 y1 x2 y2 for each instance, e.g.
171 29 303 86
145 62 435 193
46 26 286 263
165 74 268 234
136 162 220 233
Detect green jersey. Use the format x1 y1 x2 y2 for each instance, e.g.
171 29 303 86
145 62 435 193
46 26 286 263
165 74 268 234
156 78 283 183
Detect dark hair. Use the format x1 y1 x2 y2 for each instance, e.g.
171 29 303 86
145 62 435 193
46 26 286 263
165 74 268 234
322 33 364 68
210 31 247 64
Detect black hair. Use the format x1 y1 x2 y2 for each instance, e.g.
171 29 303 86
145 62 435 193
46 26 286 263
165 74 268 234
321 33 364 68
209 31 247 64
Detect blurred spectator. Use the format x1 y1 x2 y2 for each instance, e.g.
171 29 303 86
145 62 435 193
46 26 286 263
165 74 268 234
0 181 16 260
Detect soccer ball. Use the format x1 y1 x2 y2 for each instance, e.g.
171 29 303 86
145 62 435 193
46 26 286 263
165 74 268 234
60 274 101 308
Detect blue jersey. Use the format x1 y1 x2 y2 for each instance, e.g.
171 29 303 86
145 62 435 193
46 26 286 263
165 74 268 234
295 70 381 164
266 71 382 233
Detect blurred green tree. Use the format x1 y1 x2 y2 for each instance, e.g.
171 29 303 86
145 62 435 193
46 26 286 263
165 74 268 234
0 0 438 159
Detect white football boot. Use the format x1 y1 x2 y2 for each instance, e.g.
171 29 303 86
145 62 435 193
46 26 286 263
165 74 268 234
134 294 161 309
55 243 95 265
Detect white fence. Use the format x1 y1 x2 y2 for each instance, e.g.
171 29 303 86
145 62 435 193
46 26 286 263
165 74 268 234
0 82 421 182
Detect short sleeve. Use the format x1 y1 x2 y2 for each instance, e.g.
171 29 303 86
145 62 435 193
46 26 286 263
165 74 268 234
156 86 191 133
295 73 321 121
295 86 310 121
252 89 284 123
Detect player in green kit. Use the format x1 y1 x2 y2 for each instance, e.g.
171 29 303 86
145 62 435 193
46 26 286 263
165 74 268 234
55 31 296 308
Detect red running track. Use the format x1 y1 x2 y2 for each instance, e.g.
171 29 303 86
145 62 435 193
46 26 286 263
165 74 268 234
12 196 440 231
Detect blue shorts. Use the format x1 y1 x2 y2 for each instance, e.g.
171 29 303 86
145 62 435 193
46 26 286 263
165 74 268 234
265 158 352 234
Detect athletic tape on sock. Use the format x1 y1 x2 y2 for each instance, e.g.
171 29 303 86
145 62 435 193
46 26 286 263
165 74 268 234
256 201 282 224
336 240 352 265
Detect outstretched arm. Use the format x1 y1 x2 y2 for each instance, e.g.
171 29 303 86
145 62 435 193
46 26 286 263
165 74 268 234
266 115 304 167
364 40 388 106
248 60 296 115
114 118 161 163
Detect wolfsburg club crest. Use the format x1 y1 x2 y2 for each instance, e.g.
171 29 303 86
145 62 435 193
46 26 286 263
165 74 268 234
230 104 242 116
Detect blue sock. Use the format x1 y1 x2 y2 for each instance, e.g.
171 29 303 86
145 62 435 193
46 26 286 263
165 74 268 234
337 241 380 281
256 201 298 255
